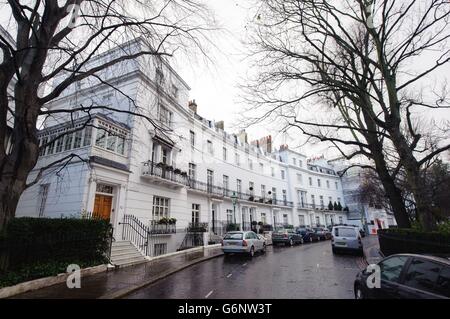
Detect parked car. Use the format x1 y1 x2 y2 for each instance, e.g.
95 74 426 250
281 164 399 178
354 254 450 299
272 228 304 246
296 227 320 243
222 231 266 257
331 226 363 255
314 227 332 240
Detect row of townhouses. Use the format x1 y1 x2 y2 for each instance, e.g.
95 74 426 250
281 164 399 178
14 39 396 257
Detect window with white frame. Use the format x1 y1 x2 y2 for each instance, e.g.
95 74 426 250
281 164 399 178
297 173 303 184
235 153 240 166
316 216 320 226
281 170 285 180
261 213 267 224
188 163 196 180
298 215 305 226
223 147 227 161
190 130 195 148
311 195 316 208
248 158 253 170
259 162 264 172
299 160 303 167
249 182 254 195
339 216 343 224
326 180 330 189
95 124 127 155
207 140 213 155
320 195 324 208
261 184 266 199
192 204 200 223
223 175 229 196
226 209 233 223
94 130 105 149
282 190 287 203
159 105 172 128
293 158 297 165
283 214 288 225
152 196 170 221
335 181 339 190
271 167 275 177
309 177 313 186
317 179 321 187
237 179 242 196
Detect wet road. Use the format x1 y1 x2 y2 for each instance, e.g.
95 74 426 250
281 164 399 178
125 240 367 299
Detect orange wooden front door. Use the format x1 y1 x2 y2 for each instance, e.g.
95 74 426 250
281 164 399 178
93 195 113 220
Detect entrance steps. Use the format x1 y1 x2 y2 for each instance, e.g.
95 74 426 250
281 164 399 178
110 240 147 268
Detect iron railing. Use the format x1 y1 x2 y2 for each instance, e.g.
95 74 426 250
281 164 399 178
187 222 209 233
142 161 188 185
120 214 177 257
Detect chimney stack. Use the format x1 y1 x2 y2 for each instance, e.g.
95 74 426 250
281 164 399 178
215 121 224 130
188 99 197 113
250 135 272 153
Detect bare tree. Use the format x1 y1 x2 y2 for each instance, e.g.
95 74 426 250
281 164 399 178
0 0 215 233
242 0 450 230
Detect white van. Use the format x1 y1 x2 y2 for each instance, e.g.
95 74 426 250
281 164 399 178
331 226 363 255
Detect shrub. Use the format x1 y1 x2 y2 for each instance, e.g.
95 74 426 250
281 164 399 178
378 228 450 256
1 217 112 273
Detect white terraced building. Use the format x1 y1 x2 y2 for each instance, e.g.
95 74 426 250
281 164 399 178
16 39 351 260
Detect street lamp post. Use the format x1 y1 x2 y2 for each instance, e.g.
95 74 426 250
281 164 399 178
231 191 237 225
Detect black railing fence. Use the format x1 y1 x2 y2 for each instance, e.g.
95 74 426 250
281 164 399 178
143 161 188 185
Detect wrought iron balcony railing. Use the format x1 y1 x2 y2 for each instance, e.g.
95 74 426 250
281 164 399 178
187 222 209 233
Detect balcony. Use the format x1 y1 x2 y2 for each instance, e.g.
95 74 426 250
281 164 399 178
149 219 177 235
187 222 209 233
188 179 224 199
142 161 187 189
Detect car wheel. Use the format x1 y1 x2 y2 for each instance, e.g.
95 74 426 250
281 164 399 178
309 237 313 243
262 244 266 253
249 246 255 257
354 285 365 299
300 238 304 244
332 247 337 254
289 239 294 246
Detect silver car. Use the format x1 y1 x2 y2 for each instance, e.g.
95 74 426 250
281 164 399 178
221 231 266 257
331 226 363 255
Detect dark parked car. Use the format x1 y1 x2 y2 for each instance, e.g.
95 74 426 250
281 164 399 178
296 227 319 243
272 228 304 246
314 227 332 240
354 254 450 299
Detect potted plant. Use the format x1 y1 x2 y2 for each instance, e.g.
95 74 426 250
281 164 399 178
158 217 169 225
258 221 264 226
333 202 339 211
328 201 334 211
251 221 258 226
174 168 182 174
168 217 177 225
337 202 343 211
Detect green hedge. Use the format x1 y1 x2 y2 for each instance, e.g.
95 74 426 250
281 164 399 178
0 217 112 287
378 228 450 257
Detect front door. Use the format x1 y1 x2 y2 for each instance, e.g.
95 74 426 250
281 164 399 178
94 194 113 220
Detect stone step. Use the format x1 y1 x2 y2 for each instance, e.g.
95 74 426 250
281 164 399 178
109 240 147 268
111 251 144 260
113 256 148 267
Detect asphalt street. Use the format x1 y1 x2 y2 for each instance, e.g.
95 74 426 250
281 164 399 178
125 240 367 299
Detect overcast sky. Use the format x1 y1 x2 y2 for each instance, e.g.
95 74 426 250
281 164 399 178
173 0 450 160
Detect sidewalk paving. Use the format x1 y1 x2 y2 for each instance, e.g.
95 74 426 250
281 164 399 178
11 246 223 299
362 235 384 265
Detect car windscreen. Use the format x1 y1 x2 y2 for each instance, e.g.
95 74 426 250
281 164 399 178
224 233 243 240
274 229 287 234
334 228 357 237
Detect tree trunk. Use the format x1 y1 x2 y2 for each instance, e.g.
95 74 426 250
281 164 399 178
372 149 411 229
389 130 436 231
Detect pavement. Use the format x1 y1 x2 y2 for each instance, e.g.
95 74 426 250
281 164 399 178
362 235 384 265
11 247 223 299
125 240 367 299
